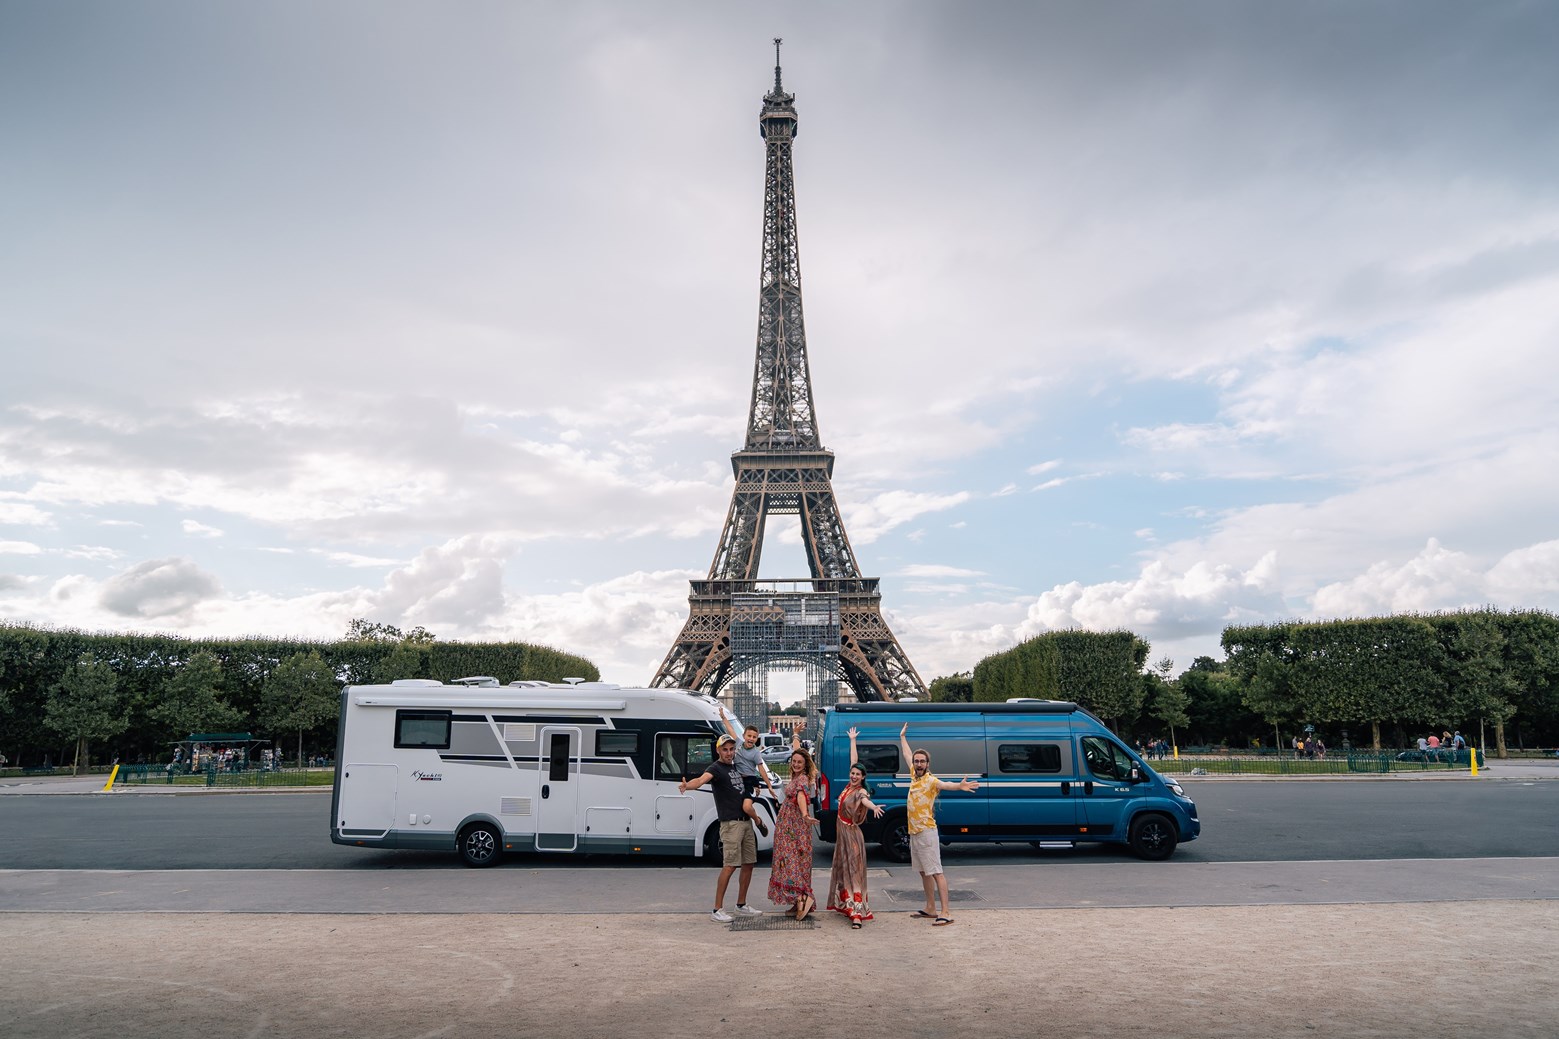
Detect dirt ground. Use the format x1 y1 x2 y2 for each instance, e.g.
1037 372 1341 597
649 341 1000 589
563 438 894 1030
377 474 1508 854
2 901 1554 1039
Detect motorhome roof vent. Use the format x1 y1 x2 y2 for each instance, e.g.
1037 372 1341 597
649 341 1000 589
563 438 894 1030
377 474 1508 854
562 677 585 685
451 676 500 687
390 679 442 687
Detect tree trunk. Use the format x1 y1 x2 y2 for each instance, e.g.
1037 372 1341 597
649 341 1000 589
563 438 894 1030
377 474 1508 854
1371 720 1381 751
73 736 87 776
1494 718 1508 759
297 730 304 769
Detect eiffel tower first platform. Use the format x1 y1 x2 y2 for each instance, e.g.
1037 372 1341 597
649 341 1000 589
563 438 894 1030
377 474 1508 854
650 43 926 725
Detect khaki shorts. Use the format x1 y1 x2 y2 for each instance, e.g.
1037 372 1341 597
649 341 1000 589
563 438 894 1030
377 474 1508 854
909 828 943 876
719 819 757 867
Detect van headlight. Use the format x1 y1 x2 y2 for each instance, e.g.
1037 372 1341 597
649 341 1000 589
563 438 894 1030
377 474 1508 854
1166 778 1186 797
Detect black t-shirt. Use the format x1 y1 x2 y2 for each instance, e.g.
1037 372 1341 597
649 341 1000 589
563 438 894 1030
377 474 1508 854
705 760 748 822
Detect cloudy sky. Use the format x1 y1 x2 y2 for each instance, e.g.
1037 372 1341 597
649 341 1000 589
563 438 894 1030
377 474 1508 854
3 2 1557 696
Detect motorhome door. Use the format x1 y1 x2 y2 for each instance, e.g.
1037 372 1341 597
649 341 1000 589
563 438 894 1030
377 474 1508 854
536 727 581 851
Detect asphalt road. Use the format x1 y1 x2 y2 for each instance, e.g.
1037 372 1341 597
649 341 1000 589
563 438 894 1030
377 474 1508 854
3 777 1558 870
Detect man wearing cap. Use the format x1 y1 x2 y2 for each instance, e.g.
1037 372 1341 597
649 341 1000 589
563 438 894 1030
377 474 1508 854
681 733 770 922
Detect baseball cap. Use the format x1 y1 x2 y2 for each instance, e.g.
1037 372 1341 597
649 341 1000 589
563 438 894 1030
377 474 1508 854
716 734 737 747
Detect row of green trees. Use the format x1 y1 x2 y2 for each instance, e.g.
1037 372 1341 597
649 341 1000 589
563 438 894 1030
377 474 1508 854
1221 608 1559 754
927 608 1559 754
0 620 600 772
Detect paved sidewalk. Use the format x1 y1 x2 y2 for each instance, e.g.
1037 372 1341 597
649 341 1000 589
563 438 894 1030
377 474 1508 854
2 901 1554 1039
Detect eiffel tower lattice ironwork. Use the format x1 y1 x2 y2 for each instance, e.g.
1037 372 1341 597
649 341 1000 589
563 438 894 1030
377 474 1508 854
651 43 926 709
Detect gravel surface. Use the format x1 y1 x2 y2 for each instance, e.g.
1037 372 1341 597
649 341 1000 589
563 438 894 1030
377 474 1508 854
2 901 1553 1039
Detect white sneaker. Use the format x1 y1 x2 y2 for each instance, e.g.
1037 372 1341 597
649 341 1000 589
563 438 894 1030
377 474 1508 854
734 904 763 916
711 908 733 923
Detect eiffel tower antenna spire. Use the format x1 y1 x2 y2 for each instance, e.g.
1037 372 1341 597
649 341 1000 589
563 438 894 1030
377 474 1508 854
651 50 927 713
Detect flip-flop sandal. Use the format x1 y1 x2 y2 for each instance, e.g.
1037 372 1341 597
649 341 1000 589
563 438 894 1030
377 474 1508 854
850 921 862 929
796 896 813 921
911 910 936 919
933 917 954 926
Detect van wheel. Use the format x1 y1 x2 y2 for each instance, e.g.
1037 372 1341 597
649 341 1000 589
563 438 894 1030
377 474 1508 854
1127 813 1178 861
880 813 911 863
701 823 723 866
459 822 503 868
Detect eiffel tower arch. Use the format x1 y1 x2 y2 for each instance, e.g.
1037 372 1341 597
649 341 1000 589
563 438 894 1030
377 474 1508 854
651 42 927 715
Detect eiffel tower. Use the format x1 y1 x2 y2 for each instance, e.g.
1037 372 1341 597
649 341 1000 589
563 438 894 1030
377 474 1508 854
651 42 926 717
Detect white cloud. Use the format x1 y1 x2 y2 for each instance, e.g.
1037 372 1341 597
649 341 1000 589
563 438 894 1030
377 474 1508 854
842 490 971 545
0 541 42 555
97 558 223 621
897 564 986 579
181 520 223 538
1016 553 1284 644
0 503 52 525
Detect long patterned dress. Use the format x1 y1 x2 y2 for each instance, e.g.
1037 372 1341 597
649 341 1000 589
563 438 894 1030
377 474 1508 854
826 784 873 924
767 773 815 909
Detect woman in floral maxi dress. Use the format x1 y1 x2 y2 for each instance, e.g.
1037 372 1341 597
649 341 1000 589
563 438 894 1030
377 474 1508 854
767 745 818 919
827 727 886 929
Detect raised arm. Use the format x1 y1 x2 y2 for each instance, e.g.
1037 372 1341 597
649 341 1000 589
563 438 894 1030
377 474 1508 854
717 706 739 741
848 726 860 764
899 723 914 773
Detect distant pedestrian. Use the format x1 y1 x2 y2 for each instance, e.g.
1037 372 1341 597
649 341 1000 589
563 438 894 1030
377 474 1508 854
680 734 769 922
900 723 979 926
768 739 817 919
827 728 886 929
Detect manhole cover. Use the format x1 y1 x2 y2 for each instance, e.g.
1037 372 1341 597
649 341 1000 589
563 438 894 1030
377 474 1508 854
882 888 984 903
729 915 819 932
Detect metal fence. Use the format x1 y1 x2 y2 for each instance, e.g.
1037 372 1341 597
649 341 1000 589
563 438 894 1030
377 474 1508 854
113 763 323 787
1151 749 1483 776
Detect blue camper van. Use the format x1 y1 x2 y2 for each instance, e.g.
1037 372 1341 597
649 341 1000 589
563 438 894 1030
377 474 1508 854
814 700 1200 861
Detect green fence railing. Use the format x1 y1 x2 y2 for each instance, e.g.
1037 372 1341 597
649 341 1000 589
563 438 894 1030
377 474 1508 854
113 764 331 788
1151 749 1483 776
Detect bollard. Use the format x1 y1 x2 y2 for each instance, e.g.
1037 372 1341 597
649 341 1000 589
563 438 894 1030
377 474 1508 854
101 764 119 792
1470 747 1479 777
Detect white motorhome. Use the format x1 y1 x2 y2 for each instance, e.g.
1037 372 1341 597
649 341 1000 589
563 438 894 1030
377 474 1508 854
330 678 779 867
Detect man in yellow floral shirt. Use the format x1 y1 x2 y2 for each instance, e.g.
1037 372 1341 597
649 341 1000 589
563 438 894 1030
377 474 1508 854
899 723 979 925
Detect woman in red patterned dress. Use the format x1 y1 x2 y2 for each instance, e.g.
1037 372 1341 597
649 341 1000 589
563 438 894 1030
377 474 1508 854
827 727 886 929
767 742 819 919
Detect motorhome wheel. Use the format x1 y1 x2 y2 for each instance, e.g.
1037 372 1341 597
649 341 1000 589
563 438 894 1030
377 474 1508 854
459 822 503 868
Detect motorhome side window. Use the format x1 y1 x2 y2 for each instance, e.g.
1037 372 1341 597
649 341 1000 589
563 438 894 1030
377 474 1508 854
997 743 1062 774
1080 735 1134 781
394 710 451 750
855 743 899 775
655 734 716 781
596 730 639 756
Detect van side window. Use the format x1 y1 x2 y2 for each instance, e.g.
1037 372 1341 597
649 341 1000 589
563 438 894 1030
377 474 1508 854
855 743 899 775
1080 735 1134 781
394 710 451 750
997 743 1062 774
655 735 716 781
596 730 639 756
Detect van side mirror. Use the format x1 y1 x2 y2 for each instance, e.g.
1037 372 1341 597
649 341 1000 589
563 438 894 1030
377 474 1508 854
1128 767 1142 783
